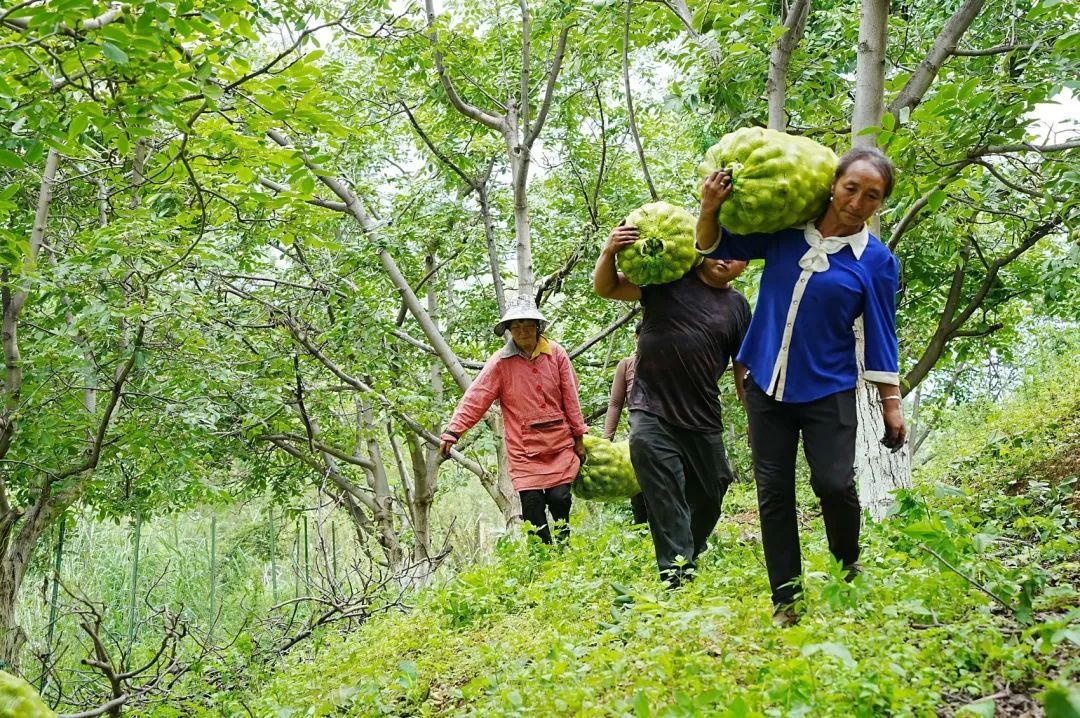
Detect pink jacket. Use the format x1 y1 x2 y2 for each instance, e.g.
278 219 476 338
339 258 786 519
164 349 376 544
441 338 588 491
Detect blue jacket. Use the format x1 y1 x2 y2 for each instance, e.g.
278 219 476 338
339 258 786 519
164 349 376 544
703 223 900 403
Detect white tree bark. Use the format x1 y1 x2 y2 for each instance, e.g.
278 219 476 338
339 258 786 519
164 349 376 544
851 0 911 519
766 0 811 131
853 319 910 520
424 0 567 300
852 0 889 150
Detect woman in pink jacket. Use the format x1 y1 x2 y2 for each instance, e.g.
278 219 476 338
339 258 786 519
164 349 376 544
439 298 588 543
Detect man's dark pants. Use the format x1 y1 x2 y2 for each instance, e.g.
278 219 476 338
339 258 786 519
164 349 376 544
519 483 572 544
744 378 861 606
629 492 648 524
628 410 733 585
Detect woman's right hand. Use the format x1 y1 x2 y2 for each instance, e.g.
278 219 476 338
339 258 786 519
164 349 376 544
700 170 734 215
604 225 638 257
439 439 454 459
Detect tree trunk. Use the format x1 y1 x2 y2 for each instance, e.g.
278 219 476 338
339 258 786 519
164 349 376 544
852 0 889 150
850 0 910 519
853 321 911 520
507 126 535 299
0 501 60 668
358 400 403 570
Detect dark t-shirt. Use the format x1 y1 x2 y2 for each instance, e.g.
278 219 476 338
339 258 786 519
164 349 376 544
629 269 752 432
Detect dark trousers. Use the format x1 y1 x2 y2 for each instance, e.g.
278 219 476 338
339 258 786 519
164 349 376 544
519 482 572 544
629 492 649 524
628 410 733 584
744 378 861 605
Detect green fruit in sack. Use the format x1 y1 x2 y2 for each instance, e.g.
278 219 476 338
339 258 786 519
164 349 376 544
698 127 837 235
0 671 56 718
616 201 700 286
574 435 640 501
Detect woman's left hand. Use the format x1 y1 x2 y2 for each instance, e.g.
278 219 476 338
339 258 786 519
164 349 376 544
574 436 586 460
881 403 907 452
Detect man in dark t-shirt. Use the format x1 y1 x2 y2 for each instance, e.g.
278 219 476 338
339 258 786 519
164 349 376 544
594 223 751 586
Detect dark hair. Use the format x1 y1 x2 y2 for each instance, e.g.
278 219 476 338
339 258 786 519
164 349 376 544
834 147 895 198
634 321 643 336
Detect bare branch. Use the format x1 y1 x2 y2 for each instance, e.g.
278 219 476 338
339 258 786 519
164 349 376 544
569 307 641 360
969 140 1080 156
58 695 129 718
257 177 348 212
949 322 1003 339
263 129 473 391
623 0 658 200
259 434 375 470
391 330 486 370
951 42 1034 57
400 102 474 186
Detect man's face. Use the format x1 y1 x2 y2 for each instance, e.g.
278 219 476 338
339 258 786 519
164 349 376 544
697 258 748 288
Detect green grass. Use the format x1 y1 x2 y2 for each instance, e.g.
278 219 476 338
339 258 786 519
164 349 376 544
29 338 1080 717
170 346 1080 717
193 476 1076 716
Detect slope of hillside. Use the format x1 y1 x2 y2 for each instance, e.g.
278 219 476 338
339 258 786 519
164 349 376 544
186 357 1080 718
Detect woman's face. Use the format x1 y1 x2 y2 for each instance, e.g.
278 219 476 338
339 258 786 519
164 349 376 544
829 160 888 228
509 319 539 344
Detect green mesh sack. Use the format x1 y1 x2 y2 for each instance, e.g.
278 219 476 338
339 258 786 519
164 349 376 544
698 127 838 235
573 434 640 501
616 201 700 286
0 671 56 718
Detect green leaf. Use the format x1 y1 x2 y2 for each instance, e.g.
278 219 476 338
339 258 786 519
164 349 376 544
928 190 948 211
801 642 855 668
0 149 23 169
1045 684 1080 718
633 692 652 718
957 699 996 718
102 42 129 64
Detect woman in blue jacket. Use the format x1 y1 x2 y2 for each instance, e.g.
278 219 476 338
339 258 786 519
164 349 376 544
696 147 906 624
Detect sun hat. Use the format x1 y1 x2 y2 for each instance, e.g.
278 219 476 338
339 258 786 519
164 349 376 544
493 296 548 336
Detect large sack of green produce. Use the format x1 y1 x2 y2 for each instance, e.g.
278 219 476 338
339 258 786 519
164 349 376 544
698 127 837 235
0 671 56 718
573 434 640 501
616 201 700 286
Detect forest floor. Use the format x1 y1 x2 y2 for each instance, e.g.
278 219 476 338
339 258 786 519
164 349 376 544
167 387 1080 717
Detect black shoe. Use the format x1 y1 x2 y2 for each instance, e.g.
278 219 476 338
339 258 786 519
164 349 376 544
772 603 799 627
843 561 863 583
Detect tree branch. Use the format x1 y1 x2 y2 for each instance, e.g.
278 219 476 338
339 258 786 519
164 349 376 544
766 0 811 131
257 177 348 212
969 140 1080 156
951 42 1034 57
390 330 485 370
524 24 570 147
949 322 1003 339
54 323 146 485
424 0 506 132
263 129 473 391
623 0 658 200
569 307 641 360
888 0 985 122
400 102 474 186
